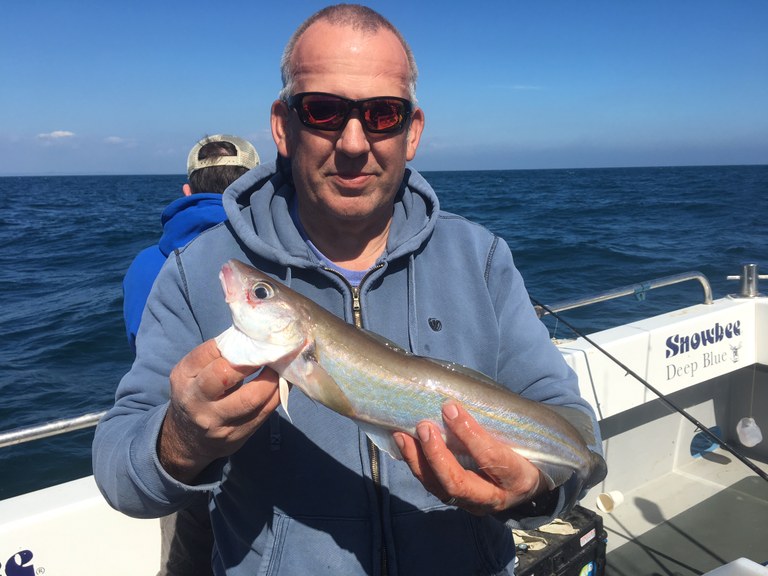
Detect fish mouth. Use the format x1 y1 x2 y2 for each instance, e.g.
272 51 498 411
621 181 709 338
219 262 238 303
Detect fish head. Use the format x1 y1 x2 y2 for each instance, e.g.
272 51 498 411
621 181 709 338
218 260 306 360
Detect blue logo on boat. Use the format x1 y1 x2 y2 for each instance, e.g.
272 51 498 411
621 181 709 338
1 550 36 576
665 320 741 358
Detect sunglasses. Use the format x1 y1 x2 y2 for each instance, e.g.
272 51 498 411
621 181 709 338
287 92 413 134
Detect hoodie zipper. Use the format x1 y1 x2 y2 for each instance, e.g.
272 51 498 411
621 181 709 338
324 265 388 575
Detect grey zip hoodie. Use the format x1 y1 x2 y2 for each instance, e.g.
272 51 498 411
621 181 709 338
93 161 601 576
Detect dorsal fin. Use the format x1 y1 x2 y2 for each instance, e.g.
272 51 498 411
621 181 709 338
421 357 508 390
547 404 600 447
359 328 411 354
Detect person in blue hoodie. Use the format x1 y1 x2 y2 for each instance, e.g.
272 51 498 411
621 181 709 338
95 5 603 575
121 134 259 576
122 134 259 353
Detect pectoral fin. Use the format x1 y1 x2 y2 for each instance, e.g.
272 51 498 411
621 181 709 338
279 376 292 422
301 362 356 419
358 423 403 461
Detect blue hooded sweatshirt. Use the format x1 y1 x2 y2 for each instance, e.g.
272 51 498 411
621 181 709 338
122 193 226 352
95 162 602 576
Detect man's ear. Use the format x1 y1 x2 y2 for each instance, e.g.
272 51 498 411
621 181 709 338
182 183 193 196
271 100 292 158
405 107 425 162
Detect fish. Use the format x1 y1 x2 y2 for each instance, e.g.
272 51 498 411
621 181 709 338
215 259 607 507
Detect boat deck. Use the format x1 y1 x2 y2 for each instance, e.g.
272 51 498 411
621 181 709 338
588 449 768 574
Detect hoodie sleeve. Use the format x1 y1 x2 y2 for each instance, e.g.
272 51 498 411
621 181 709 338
93 254 222 518
122 245 167 354
485 238 603 528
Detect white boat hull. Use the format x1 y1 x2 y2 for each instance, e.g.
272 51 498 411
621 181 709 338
0 476 160 575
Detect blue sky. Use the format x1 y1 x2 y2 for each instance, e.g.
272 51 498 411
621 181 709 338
1 1 766 175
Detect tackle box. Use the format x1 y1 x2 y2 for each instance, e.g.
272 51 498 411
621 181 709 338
515 505 607 576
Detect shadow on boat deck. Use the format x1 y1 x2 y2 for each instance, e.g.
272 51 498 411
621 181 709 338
606 474 768 575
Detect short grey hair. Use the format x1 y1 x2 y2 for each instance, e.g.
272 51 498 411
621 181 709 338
278 4 418 103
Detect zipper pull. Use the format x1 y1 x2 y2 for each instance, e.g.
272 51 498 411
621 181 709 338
351 286 362 328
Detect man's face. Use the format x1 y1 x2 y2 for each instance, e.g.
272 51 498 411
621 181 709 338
272 21 424 230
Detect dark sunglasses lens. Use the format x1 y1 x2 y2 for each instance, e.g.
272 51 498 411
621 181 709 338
363 99 408 132
292 93 410 133
300 95 348 130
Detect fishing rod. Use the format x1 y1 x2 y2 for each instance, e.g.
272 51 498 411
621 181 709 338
531 297 768 484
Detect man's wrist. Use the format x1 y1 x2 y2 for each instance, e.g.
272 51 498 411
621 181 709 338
158 409 205 483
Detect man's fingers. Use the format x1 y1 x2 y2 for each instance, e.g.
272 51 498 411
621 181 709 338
172 339 261 402
400 404 544 514
414 421 492 504
169 339 216 388
194 356 251 401
442 402 544 503
398 421 482 505
441 403 510 480
213 368 281 423
394 431 445 496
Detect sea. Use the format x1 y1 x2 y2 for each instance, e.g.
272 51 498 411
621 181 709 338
1 165 766 500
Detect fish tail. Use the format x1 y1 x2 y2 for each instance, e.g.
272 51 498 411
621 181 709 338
564 451 608 516
588 451 608 489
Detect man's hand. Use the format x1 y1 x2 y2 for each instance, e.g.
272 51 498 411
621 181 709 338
158 339 281 483
394 402 547 516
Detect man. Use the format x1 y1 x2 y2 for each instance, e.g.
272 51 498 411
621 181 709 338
94 5 602 575
122 134 258 576
123 134 259 352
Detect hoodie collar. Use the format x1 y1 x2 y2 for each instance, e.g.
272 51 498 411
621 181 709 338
158 193 225 257
223 161 440 270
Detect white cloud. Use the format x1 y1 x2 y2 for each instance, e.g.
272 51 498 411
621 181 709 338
38 130 76 140
104 135 138 148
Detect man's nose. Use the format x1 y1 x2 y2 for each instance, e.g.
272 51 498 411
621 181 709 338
336 113 371 157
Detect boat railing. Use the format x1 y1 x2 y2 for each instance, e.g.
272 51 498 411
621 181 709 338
0 411 106 449
534 270 714 318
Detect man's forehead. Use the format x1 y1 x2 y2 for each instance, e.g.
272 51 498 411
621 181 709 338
291 21 410 95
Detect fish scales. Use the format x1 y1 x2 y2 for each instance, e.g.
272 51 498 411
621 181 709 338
319 337 580 465
312 323 587 469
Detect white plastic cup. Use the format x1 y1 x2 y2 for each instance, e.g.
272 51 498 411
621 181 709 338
596 491 624 513
736 417 763 448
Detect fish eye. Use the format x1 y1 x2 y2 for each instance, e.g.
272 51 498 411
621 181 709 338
250 282 274 300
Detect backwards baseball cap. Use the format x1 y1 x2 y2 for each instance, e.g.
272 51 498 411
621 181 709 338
186 134 260 178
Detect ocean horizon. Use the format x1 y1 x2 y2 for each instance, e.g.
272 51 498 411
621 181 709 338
2 161 765 178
